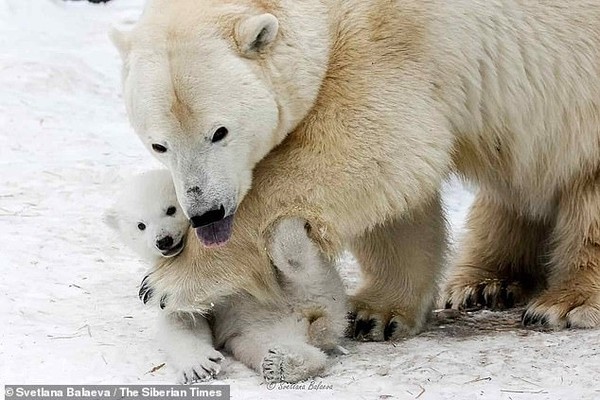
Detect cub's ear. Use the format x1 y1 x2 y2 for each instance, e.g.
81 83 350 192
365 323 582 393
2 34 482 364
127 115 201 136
235 13 279 57
103 208 119 231
109 27 131 60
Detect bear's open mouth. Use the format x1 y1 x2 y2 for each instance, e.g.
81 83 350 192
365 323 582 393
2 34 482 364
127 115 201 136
161 238 185 257
194 214 234 248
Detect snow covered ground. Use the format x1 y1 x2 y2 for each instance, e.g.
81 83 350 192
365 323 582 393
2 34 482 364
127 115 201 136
1 1 599 399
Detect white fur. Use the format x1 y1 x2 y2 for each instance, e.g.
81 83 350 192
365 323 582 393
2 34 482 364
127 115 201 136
111 0 329 223
105 170 223 384
212 218 348 382
269 218 348 350
106 172 347 383
156 312 224 384
104 170 189 262
112 0 600 336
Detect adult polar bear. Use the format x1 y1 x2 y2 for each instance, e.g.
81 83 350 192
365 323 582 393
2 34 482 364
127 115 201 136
112 0 600 340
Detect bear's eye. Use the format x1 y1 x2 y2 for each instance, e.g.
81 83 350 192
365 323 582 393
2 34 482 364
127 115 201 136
166 206 177 216
211 127 229 143
152 144 167 153
137 223 146 231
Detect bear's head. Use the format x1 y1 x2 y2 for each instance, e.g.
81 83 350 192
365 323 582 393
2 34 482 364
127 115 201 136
111 0 329 247
104 170 190 262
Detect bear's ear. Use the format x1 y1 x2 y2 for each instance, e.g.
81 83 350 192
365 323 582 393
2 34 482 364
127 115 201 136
109 27 132 60
103 208 119 231
235 13 279 58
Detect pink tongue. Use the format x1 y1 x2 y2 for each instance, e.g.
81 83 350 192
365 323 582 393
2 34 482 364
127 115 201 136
195 214 234 248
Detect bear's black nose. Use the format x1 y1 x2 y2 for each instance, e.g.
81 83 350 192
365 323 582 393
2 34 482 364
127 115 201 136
156 236 174 250
190 205 226 228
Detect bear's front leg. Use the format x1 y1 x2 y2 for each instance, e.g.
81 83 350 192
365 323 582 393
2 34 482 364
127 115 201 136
348 193 446 341
443 191 548 311
157 311 224 384
523 176 600 329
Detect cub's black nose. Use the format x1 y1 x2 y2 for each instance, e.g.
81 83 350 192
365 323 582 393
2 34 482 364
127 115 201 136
156 236 174 250
190 205 226 228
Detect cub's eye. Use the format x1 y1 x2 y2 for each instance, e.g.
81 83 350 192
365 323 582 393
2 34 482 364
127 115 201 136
211 127 229 143
137 223 146 231
166 206 177 216
152 144 167 153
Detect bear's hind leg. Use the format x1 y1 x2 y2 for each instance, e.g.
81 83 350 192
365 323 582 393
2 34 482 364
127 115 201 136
224 316 328 383
523 173 600 328
349 193 446 341
444 192 548 311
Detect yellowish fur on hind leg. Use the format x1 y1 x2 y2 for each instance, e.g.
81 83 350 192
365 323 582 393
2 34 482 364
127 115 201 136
444 192 548 311
348 194 446 342
524 174 600 329
307 316 339 351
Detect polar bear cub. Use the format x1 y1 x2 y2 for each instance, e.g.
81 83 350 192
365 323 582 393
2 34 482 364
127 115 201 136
105 170 348 383
104 170 189 263
104 170 224 384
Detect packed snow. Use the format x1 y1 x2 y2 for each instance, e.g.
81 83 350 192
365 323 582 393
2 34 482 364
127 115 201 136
1 1 599 399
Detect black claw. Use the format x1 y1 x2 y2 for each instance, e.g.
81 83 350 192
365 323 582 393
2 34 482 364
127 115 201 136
139 275 150 301
142 288 154 305
476 290 486 307
464 296 474 309
139 286 147 301
345 312 358 338
484 293 494 309
521 310 529 325
498 286 508 309
505 291 515 308
384 321 398 341
346 311 357 322
354 318 376 339
522 311 541 326
160 295 168 310
138 284 148 301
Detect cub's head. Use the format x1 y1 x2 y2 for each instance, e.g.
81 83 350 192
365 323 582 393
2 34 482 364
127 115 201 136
104 170 189 262
111 0 329 247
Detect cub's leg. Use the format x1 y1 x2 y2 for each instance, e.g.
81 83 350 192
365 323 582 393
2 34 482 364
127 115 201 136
224 316 328 383
444 192 548 310
349 193 446 341
524 174 600 328
157 311 224 384
268 218 333 287
268 217 348 351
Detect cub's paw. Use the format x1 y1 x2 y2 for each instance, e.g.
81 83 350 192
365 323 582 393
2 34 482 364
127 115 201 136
269 218 320 276
523 290 600 329
261 346 326 384
444 278 528 311
177 350 224 385
139 274 169 309
139 275 155 305
347 294 420 342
